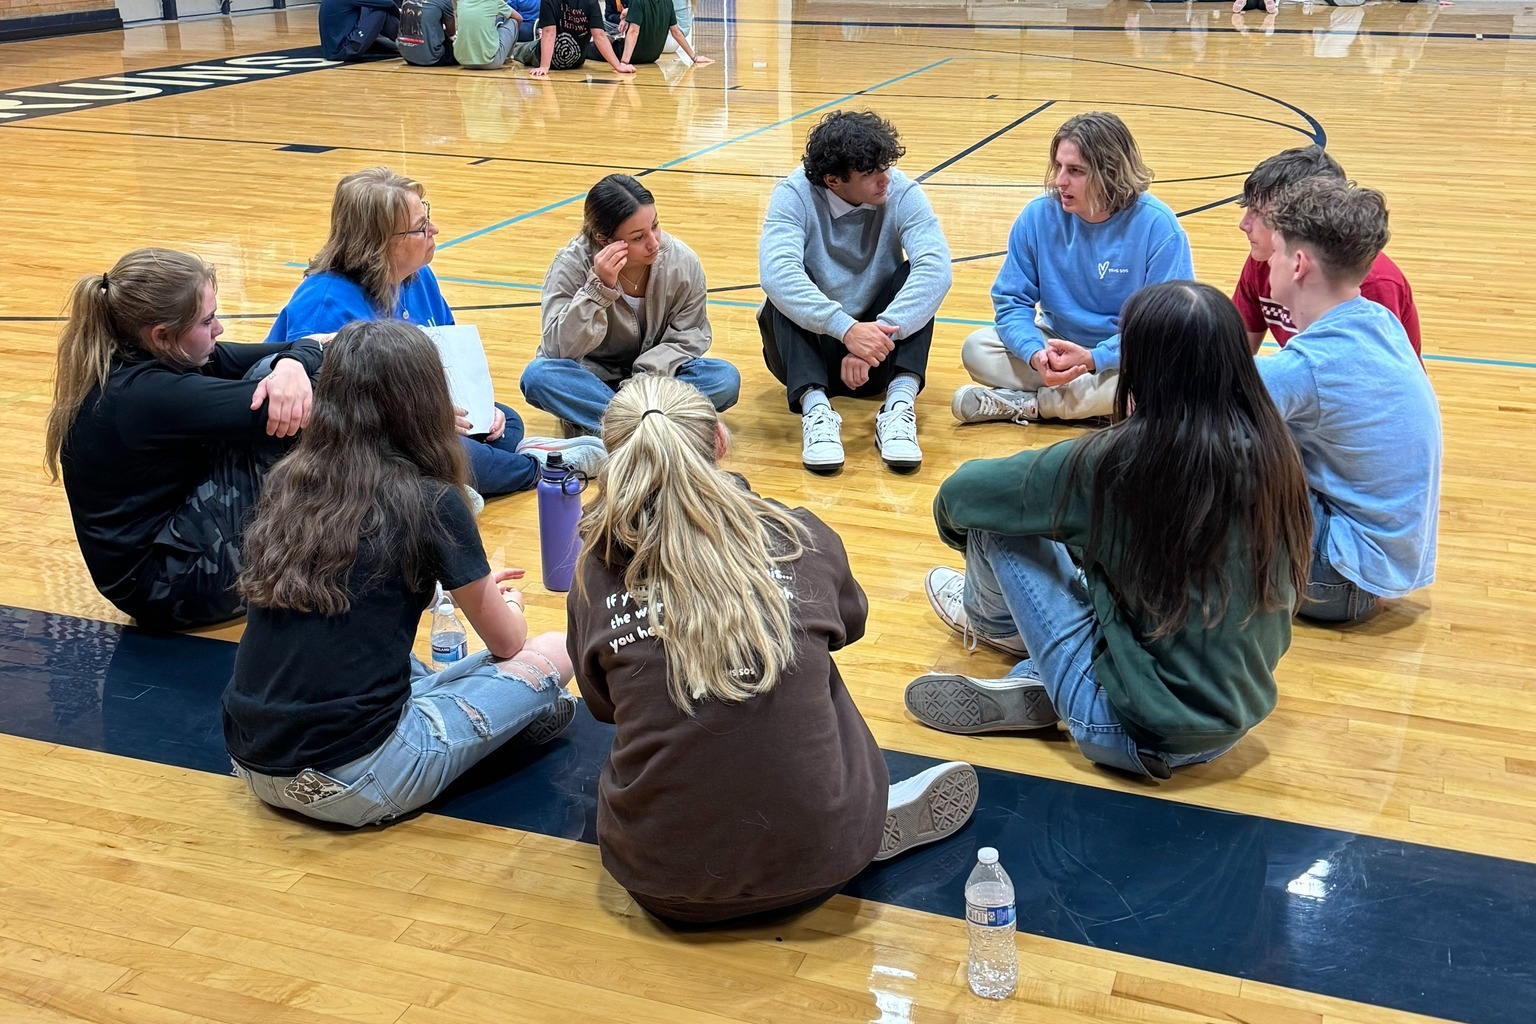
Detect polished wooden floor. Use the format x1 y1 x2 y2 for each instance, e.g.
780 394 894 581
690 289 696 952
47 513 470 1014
1 2 1533 1021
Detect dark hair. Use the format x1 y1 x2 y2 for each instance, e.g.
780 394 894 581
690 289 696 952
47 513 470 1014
1062 281 1312 638
802 110 906 186
238 319 471 615
1240 145 1345 211
582 174 655 246
1267 178 1390 286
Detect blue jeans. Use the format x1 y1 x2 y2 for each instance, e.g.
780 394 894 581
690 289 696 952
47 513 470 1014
232 650 564 826
520 357 741 435
464 402 539 496
1301 493 1379 624
962 530 1232 778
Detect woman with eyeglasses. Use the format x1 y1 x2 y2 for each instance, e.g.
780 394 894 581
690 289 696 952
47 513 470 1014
269 167 604 501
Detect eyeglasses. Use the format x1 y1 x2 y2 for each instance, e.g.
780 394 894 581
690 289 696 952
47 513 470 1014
393 201 433 237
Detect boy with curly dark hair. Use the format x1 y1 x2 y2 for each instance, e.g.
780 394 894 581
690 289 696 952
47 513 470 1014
758 110 952 474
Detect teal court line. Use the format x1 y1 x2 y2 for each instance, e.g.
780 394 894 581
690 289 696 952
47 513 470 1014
428 273 1536 370
433 58 955 251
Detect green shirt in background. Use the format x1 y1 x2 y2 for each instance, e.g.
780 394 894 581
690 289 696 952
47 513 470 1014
624 0 676 63
454 0 511 66
933 437 1294 755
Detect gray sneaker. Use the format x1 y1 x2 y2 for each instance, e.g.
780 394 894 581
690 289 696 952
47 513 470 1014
520 691 579 745
801 405 845 473
951 385 1039 424
874 761 979 861
517 435 608 476
904 673 1058 734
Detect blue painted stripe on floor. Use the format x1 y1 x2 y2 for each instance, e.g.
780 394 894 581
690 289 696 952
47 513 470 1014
0 604 1532 1024
434 58 953 250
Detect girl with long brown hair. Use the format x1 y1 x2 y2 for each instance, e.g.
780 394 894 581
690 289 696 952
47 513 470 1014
909 281 1312 779
45 247 322 631
568 374 977 926
221 319 575 828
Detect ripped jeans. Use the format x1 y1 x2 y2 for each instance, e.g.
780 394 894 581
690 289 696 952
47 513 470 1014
233 649 567 827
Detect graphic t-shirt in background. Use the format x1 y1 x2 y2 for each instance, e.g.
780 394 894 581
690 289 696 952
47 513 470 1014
540 0 604 51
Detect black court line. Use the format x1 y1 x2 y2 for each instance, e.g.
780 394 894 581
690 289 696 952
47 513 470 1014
917 99 1056 183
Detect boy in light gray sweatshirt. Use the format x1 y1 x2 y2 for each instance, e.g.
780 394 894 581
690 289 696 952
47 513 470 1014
758 110 952 473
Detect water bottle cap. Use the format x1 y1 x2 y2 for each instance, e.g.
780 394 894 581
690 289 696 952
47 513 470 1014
977 847 999 865
547 452 565 468
436 599 454 615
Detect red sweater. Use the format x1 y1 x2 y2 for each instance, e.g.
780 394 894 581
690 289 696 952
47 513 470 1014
1233 253 1422 357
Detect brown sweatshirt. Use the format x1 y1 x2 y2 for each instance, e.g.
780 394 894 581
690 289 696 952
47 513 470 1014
537 231 713 381
567 504 888 922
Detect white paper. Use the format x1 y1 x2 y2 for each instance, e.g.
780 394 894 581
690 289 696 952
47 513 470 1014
420 324 495 435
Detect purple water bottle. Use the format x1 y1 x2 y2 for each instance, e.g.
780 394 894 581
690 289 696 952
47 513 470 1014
537 452 584 592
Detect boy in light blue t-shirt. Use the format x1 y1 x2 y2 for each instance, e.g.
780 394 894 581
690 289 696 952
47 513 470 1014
954 111 1192 424
1256 177 1441 623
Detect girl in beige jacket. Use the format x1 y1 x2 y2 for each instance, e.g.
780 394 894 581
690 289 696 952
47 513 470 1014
519 174 740 436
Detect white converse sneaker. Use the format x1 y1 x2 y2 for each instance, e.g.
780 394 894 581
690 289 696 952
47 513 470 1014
875 761 979 861
875 402 922 470
801 405 844 473
517 435 608 476
925 566 1028 657
904 673 1057 734
951 385 1039 425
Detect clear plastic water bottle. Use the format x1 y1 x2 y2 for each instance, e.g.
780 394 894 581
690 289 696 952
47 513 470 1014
965 846 1018 999
430 596 467 665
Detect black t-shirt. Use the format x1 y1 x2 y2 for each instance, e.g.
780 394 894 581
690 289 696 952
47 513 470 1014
221 482 491 775
539 0 604 47
61 340 325 606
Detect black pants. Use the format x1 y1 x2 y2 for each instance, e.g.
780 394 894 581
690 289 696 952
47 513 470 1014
759 261 934 413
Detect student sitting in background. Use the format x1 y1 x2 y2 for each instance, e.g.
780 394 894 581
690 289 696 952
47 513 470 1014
511 0 635 75
608 0 711 65
399 0 457 66
318 0 401 60
453 0 521 69
569 375 979 926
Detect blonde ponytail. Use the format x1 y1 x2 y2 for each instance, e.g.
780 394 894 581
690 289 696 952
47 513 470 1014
578 375 812 714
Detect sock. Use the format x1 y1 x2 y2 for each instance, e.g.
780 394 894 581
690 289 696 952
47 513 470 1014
883 373 920 412
800 388 831 414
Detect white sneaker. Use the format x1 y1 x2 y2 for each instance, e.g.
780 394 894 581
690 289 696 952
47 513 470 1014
905 673 1057 734
951 385 1039 425
801 405 844 473
464 486 486 517
925 566 1028 657
875 761 979 861
875 402 922 470
517 435 608 476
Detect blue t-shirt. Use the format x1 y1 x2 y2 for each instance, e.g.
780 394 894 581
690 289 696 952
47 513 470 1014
1257 296 1441 597
266 265 455 342
991 192 1193 372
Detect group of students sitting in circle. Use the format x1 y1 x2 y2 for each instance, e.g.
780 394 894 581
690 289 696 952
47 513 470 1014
44 106 1440 926
318 0 710 74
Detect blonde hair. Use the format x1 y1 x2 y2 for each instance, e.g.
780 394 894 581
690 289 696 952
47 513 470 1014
45 248 215 481
307 167 424 314
1046 112 1154 218
578 376 813 714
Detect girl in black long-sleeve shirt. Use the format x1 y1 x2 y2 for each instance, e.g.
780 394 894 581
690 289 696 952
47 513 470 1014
45 248 323 631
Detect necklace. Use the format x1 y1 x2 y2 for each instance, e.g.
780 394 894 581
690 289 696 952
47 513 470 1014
617 265 648 293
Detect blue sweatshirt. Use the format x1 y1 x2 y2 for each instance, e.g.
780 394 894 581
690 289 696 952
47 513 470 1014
992 192 1192 372
1257 296 1441 597
266 266 455 341
758 167 952 343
